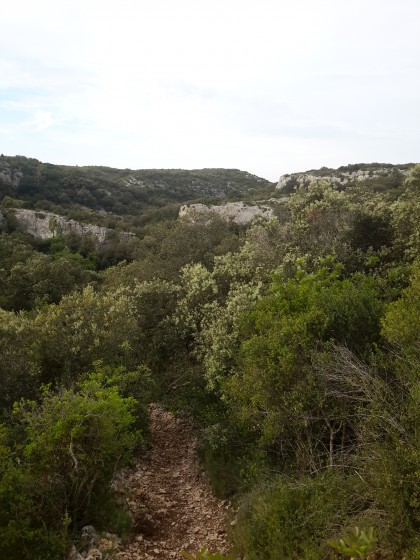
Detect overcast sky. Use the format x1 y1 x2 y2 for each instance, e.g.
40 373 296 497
1 0 419 181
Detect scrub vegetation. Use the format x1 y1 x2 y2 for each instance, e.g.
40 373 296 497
0 158 418 559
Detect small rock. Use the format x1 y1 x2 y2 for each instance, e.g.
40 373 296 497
98 538 115 552
86 549 102 560
81 526 98 548
67 544 83 560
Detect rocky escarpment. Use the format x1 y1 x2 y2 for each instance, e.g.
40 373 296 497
179 201 279 225
277 164 412 192
11 209 135 246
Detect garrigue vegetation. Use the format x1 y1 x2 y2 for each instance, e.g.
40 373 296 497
0 160 418 559
0 155 275 234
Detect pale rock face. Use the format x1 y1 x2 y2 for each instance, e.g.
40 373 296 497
178 201 274 225
277 175 291 190
276 167 409 191
12 209 135 246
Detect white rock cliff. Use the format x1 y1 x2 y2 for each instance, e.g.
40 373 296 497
11 209 135 245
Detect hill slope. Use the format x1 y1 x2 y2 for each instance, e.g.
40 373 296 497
0 156 275 223
276 162 414 193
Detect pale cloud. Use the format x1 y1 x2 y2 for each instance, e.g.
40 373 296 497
31 110 54 131
1 0 419 180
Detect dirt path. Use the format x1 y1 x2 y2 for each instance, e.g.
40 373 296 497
115 404 232 560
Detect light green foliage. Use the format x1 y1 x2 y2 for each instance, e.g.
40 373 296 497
391 164 420 260
328 527 377 559
35 285 138 381
175 263 219 337
209 218 289 297
211 250 257 293
198 281 263 391
288 181 355 258
175 218 295 390
286 179 399 266
233 218 289 278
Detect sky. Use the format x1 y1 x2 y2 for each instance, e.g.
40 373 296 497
1 0 419 181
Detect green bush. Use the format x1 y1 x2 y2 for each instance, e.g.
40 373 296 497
234 473 364 560
0 370 143 559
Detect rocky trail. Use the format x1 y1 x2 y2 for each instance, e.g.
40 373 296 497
113 404 233 560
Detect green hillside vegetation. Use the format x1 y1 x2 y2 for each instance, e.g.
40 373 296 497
0 159 419 559
0 155 275 233
310 162 413 176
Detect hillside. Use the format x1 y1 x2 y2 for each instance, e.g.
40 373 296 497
0 155 275 230
0 159 418 560
277 162 415 193
2 156 415 239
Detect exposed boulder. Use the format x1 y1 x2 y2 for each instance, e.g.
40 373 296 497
179 201 275 225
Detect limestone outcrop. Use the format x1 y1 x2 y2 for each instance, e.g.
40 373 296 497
277 166 410 191
12 208 135 245
179 201 275 225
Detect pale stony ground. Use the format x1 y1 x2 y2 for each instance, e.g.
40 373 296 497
113 404 233 560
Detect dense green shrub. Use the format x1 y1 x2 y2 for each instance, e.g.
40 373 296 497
222 262 384 470
235 473 365 560
0 370 142 559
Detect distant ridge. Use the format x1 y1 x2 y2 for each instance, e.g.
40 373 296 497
0 155 274 220
276 162 415 193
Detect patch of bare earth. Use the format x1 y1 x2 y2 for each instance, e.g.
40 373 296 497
114 404 233 560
